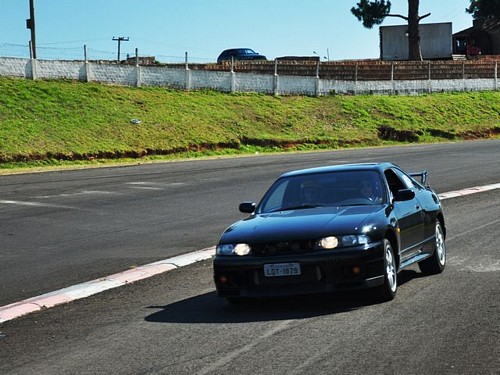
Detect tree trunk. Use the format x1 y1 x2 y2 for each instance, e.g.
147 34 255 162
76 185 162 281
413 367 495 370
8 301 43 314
407 0 422 61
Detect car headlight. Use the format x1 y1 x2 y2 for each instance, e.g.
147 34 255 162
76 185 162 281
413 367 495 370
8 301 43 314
316 235 370 249
340 235 370 246
216 243 251 256
317 236 339 249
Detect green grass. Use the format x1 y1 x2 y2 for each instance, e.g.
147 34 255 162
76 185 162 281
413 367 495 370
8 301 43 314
0 76 499 170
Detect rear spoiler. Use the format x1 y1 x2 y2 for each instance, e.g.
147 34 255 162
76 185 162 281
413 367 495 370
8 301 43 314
409 171 428 185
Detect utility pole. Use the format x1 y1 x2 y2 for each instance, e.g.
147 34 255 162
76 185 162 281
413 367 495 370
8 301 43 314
26 0 36 59
112 37 129 62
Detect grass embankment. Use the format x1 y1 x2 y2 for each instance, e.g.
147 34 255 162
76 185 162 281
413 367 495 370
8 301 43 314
0 76 499 170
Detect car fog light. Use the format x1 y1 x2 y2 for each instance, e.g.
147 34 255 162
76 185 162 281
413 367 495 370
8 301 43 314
352 266 361 275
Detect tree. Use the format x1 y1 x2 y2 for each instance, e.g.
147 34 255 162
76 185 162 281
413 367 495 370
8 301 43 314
351 0 430 61
467 0 500 30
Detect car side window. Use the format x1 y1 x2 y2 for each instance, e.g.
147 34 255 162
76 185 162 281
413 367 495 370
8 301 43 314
412 180 424 190
399 172 415 189
384 169 407 197
408 176 425 190
392 168 426 191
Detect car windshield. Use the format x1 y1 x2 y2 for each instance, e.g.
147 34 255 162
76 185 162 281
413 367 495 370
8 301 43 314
258 170 385 213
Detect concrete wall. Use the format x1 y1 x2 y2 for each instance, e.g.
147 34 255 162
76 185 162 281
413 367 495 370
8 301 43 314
0 57 497 96
0 57 30 78
380 23 453 61
140 66 186 88
36 59 83 80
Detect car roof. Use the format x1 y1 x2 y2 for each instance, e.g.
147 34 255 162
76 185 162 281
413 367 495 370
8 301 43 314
279 162 397 178
222 48 256 53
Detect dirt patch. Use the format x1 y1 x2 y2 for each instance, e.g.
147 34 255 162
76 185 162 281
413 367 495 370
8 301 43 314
426 129 456 139
377 126 421 142
458 126 500 139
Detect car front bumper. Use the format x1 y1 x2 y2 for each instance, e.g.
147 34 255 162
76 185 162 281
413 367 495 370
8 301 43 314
213 241 386 298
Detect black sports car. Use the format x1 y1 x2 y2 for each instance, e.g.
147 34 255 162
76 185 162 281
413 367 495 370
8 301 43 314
213 162 446 303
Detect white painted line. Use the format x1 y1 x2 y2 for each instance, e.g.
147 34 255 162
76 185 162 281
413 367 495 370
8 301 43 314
34 190 120 199
0 247 215 323
1 181 499 324
126 182 186 188
438 183 500 200
0 200 77 209
127 186 164 191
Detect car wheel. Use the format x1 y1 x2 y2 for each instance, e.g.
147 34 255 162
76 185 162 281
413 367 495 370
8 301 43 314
419 221 446 275
377 239 397 301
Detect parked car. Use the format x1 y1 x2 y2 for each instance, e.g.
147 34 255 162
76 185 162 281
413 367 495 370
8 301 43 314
213 162 446 303
217 48 267 63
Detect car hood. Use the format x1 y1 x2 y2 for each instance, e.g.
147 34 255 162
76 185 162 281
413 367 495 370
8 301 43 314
220 205 385 243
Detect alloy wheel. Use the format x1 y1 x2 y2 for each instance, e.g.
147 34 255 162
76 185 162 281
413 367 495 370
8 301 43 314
435 223 446 267
385 242 397 293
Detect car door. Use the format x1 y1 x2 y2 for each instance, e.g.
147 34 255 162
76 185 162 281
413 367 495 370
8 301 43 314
384 168 425 259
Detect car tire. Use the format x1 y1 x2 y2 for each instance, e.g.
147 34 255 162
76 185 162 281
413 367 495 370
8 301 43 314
419 221 446 275
226 297 248 306
377 239 397 302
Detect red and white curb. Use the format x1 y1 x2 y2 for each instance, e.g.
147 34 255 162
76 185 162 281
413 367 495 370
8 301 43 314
1 182 500 324
0 247 215 324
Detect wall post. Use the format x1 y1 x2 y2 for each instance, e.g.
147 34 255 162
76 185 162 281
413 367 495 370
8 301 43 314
273 59 279 96
27 40 37 80
462 62 466 91
185 52 191 90
229 56 236 93
84 45 91 82
428 61 432 93
354 63 358 95
495 61 498 91
135 48 141 88
28 58 37 80
230 71 236 93
315 60 321 97
391 62 395 94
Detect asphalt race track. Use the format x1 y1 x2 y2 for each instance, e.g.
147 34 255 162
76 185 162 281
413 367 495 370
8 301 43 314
1 140 499 374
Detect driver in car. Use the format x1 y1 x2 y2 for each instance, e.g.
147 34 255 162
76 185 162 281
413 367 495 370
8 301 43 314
301 181 323 205
360 179 382 203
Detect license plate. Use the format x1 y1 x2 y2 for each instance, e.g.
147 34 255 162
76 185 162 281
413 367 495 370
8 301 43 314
264 263 301 277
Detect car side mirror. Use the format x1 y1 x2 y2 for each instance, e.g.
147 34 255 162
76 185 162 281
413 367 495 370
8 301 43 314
239 202 256 213
394 189 415 202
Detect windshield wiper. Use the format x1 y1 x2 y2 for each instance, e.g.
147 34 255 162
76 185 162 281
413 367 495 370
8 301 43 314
274 204 323 212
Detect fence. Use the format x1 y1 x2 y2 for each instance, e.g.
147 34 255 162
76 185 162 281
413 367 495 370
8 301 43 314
0 56 499 96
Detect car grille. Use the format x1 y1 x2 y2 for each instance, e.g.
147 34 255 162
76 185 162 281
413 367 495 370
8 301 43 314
251 240 316 256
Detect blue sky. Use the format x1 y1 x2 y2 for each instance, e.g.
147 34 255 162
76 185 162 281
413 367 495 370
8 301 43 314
1 0 474 63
